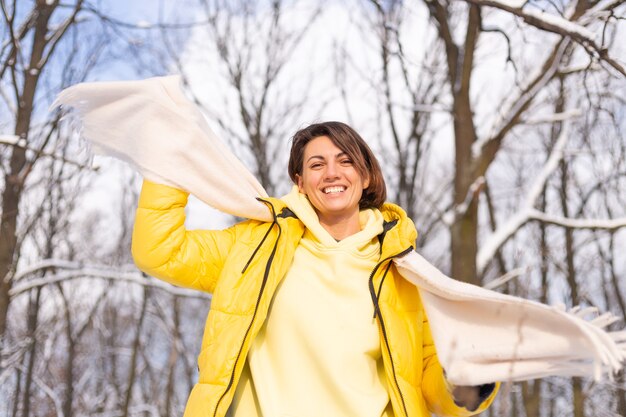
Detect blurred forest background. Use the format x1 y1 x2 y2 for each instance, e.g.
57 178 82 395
1 0 625 416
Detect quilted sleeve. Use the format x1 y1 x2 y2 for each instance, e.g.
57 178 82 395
131 179 237 293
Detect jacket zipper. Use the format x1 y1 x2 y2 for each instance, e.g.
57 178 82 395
368 246 413 417
212 200 281 417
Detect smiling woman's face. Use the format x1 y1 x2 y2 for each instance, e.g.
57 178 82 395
297 135 369 224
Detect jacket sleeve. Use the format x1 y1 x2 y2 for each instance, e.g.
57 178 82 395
421 308 499 417
131 179 237 293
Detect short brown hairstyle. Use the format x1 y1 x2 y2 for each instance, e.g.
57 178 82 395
288 121 386 209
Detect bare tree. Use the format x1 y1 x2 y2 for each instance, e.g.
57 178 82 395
364 0 449 225
353 0 626 415
163 0 322 195
0 1 202 415
0 0 86 347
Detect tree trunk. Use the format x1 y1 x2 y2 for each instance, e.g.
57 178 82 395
20 287 42 417
11 357 23 417
59 287 75 417
521 380 541 417
450 200 479 284
449 4 481 284
572 377 585 417
559 123 584 417
618 372 626 417
164 296 181 416
121 282 149 417
0 0 55 343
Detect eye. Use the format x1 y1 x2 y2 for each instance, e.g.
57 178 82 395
340 159 353 165
310 162 323 169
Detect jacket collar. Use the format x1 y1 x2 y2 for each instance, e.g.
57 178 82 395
260 196 416 256
378 202 417 257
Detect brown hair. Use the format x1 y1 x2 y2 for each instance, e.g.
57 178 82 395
288 121 386 209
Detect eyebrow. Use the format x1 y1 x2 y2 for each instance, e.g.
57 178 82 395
306 152 347 163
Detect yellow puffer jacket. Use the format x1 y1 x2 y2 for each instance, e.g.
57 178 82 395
132 180 497 417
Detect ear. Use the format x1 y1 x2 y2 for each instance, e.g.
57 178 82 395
296 174 305 193
363 174 370 189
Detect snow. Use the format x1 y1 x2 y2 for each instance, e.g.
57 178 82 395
13 258 101 281
442 176 485 226
528 210 626 230
525 121 569 206
500 0 526 7
135 20 153 29
478 166 626 272
477 120 570 272
478 210 529 272
479 0 598 43
524 9 596 42
0 134 20 145
523 109 582 125
581 0 624 24
10 259 211 300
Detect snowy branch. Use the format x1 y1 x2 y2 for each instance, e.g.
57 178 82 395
478 114 626 273
10 260 210 301
525 127 568 206
472 40 569 161
442 176 485 226
0 134 22 146
559 62 602 75
528 210 626 230
463 0 626 77
12 258 106 281
580 0 625 25
483 266 529 290
477 119 570 272
522 109 582 125
0 133 97 171
464 0 595 39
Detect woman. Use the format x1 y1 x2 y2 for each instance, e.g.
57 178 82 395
132 121 498 417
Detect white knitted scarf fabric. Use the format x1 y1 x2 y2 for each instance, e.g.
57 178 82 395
53 75 626 386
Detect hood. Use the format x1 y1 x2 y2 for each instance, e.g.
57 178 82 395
280 185 384 251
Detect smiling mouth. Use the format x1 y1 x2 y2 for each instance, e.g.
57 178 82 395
323 186 346 194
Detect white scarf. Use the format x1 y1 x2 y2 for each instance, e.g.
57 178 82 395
52 75 626 386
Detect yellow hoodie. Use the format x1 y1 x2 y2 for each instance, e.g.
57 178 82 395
231 187 391 416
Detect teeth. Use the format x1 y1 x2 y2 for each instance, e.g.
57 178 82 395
324 186 345 194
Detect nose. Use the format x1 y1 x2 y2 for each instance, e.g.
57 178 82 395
324 161 340 180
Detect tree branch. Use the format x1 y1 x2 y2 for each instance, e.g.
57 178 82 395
0 133 96 171
477 116 571 272
10 262 210 301
463 0 626 77
472 39 569 169
528 210 626 230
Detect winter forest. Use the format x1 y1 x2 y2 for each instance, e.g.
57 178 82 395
1 0 625 416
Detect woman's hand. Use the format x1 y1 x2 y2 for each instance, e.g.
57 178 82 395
450 383 496 411
443 368 496 411
451 385 481 411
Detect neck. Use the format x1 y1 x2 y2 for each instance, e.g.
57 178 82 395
318 212 361 241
